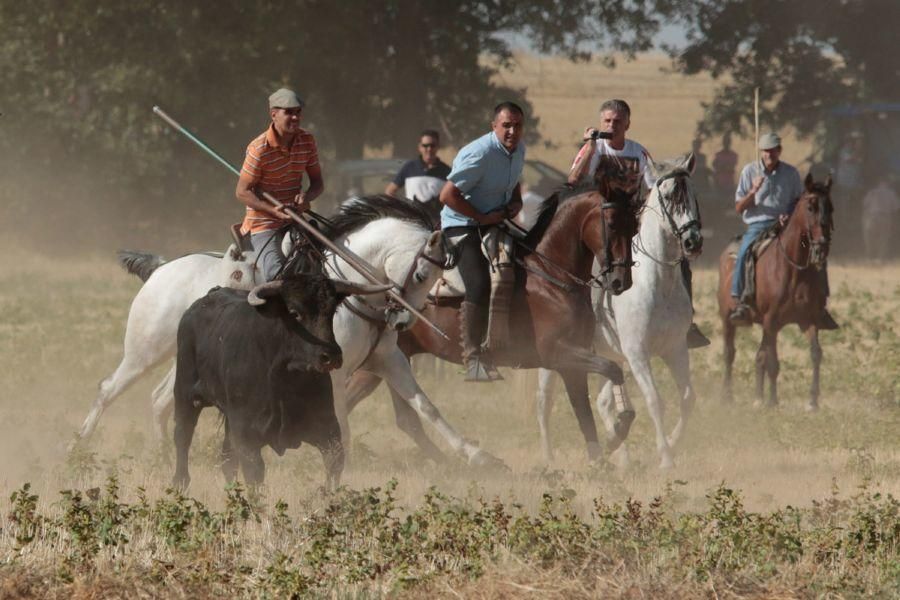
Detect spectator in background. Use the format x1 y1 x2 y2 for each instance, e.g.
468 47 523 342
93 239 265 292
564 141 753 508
386 129 451 202
862 175 900 260
712 133 738 200
690 138 712 196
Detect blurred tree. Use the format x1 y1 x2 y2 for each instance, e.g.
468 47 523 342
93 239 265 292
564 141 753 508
1 0 681 250
664 0 900 140
0 1 668 188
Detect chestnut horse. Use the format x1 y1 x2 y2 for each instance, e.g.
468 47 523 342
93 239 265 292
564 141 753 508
341 183 641 463
718 174 834 410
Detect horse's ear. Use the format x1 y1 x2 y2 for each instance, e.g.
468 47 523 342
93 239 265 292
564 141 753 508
684 152 696 175
804 172 815 192
648 159 662 179
824 174 832 192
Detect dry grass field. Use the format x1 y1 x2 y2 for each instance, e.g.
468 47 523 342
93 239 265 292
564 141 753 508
2 54 898 598
2 252 899 597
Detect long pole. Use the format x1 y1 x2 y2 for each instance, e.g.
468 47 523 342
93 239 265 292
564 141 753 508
754 87 762 172
152 106 449 340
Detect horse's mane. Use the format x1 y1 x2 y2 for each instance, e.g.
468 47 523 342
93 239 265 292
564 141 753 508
327 194 437 239
524 182 598 246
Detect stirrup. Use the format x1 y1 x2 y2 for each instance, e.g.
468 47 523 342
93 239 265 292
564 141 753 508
484 361 504 381
728 304 753 325
464 357 495 383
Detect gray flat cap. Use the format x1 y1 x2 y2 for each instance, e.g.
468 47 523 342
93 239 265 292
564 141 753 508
758 132 782 150
269 88 304 109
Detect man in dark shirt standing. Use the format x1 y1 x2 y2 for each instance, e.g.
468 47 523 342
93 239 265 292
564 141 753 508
386 129 451 202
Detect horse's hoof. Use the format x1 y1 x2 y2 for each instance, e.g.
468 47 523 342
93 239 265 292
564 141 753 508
611 447 630 470
469 450 509 472
659 455 675 470
66 437 80 454
586 441 603 462
805 402 819 413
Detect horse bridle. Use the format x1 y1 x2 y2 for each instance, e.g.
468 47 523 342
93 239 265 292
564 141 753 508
776 192 830 271
596 197 637 278
634 170 702 266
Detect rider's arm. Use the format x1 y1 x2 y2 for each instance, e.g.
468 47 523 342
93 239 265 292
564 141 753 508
236 176 289 220
505 183 523 218
439 181 504 225
385 182 400 195
303 163 324 203
735 167 764 214
568 140 595 185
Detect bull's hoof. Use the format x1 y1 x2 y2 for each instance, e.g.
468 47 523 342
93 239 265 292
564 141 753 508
468 450 509 472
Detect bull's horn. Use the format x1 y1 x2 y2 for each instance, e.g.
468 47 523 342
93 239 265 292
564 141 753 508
330 279 394 296
247 280 284 306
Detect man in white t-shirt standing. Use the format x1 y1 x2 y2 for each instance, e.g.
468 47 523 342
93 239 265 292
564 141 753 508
568 99 710 349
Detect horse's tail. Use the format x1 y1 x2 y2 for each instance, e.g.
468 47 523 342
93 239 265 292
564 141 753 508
116 250 166 282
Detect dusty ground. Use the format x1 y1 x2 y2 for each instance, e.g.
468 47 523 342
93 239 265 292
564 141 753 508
1 249 897 514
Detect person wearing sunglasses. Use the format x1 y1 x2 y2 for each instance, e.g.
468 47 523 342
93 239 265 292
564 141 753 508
386 129 451 203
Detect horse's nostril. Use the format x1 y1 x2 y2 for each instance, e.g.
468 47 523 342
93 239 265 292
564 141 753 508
610 279 622 292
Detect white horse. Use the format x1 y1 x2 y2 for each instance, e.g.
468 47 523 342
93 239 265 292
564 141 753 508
76 196 502 467
536 155 702 469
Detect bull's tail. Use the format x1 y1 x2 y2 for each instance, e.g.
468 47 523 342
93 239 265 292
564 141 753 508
117 250 166 282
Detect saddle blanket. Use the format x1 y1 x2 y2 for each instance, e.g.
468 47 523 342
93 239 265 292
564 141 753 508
429 226 516 299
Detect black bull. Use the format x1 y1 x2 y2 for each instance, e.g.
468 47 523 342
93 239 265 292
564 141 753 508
172 273 389 491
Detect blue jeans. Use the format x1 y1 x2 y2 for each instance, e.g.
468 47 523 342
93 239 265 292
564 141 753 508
731 220 774 299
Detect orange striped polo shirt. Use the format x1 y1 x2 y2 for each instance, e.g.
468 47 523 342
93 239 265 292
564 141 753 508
239 124 319 234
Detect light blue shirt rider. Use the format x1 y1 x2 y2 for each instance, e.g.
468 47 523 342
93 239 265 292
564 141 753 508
440 131 526 229
731 157 803 299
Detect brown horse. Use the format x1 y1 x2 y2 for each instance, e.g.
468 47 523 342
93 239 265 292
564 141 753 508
718 174 834 409
341 183 641 463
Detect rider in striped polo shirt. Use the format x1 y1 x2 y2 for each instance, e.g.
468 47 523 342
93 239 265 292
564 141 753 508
235 88 324 281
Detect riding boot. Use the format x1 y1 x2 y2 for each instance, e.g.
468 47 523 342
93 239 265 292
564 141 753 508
460 301 493 382
680 260 711 348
